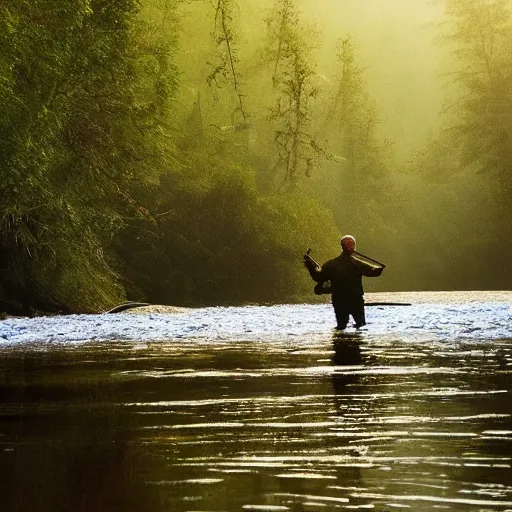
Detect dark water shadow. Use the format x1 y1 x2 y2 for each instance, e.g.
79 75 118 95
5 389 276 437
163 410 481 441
0 350 156 512
331 331 364 397
328 332 369 507
331 331 363 367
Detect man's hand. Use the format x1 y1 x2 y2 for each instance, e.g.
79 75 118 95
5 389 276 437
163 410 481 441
314 282 331 295
304 248 321 273
304 258 317 271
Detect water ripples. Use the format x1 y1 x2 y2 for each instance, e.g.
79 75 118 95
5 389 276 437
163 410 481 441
0 291 511 510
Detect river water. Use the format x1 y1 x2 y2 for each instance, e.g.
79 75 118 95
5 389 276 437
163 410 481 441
0 291 511 511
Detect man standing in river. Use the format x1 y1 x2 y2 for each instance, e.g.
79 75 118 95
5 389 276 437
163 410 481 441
304 235 384 330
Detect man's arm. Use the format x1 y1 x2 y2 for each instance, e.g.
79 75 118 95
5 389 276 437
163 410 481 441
352 251 385 277
361 265 384 277
304 250 329 283
309 265 328 283
304 258 327 283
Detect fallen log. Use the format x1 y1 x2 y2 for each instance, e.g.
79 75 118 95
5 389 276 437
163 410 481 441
104 302 150 314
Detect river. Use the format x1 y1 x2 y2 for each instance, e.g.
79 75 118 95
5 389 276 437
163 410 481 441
0 291 511 511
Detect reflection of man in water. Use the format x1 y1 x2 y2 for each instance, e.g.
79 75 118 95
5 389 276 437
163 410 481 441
332 333 363 366
330 332 365 492
305 235 383 330
331 332 363 394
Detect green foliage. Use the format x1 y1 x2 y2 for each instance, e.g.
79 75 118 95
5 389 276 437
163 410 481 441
265 0 323 188
325 36 392 187
443 0 512 195
304 35 395 261
397 0 512 289
118 127 339 306
0 0 179 312
211 0 248 120
1 0 412 311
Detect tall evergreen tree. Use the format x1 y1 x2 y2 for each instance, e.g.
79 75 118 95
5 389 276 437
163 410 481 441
444 0 512 198
265 0 323 189
311 36 394 244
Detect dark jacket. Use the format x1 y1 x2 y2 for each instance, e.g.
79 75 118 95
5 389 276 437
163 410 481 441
308 252 382 298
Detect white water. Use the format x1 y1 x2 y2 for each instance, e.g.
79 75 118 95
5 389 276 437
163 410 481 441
1 291 512 346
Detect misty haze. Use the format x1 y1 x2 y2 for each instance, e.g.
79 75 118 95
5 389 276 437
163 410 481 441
0 1 511 511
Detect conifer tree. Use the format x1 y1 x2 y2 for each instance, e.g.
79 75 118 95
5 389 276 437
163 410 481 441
444 0 512 198
265 0 322 189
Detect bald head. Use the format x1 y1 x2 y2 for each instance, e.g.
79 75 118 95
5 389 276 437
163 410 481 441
341 235 356 254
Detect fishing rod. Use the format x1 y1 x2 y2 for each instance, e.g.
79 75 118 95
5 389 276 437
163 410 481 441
304 248 409 305
304 248 320 268
352 250 386 269
304 247 385 269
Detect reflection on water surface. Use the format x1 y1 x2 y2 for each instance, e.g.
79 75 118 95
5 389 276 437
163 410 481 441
0 292 511 511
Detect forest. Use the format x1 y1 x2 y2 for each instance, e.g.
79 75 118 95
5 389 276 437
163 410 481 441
0 0 511 314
